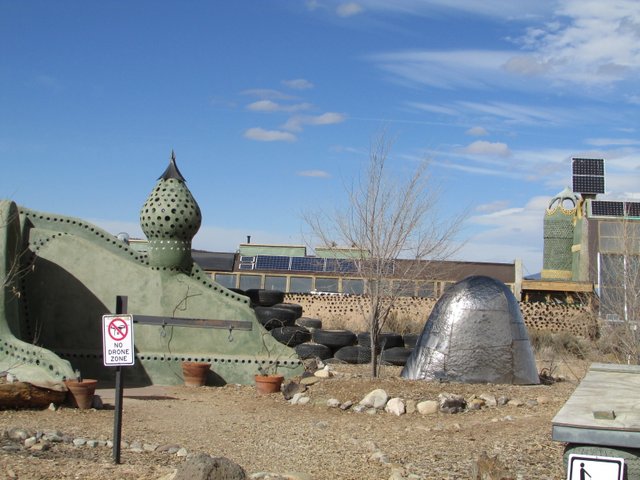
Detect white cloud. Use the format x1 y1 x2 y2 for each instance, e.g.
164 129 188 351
337 2 364 17
456 195 550 274
466 126 489 136
475 200 510 213
241 89 296 100
283 112 347 132
511 0 640 87
282 78 315 90
297 170 331 178
458 101 568 125
462 140 511 157
243 127 297 142
246 100 312 112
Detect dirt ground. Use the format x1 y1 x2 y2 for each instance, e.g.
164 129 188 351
0 360 588 480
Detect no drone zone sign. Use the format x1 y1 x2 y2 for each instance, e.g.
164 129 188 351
102 314 135 366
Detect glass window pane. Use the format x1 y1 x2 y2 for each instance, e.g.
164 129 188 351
290 276 313 293
315 277 339 293
395 280 415 297
342 278 364 295
239 274 262 290
264 275 286 291
417 282 436 298
214 273 236 289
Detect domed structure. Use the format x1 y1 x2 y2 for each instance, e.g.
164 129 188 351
401 275 539 384
140 151 202 271
542 187 580 280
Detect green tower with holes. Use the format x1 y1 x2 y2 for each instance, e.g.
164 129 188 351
541 187 581 281
0 153 302 389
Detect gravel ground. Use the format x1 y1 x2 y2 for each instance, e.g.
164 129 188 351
0 361 587 480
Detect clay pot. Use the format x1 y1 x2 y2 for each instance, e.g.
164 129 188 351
65 379 98 409
254 374 284 394
181 361 211 387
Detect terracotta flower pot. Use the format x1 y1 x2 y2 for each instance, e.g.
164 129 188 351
182 361 210 387
65 379 98 409
254 374 284 394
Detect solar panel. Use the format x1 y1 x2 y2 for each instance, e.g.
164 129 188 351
291 256 325 272
572 158 605 195
591 200 624 217
325 258 358 273
573 175 605 194
572 158 604 175
255 255 290 270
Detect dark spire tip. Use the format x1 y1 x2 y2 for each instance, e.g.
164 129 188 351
159 150 186 182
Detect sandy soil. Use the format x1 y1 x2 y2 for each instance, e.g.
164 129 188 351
0 361 587 480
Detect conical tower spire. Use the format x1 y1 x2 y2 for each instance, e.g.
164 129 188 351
140 151 202 271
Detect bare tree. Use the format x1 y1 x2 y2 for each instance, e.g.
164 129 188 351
304 133 466 377
597 217 640 363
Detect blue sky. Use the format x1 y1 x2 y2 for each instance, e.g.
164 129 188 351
1 1 639 276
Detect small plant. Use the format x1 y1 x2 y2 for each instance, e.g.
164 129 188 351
255 332 288 377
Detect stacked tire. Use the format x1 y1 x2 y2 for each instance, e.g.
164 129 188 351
246 289 318 349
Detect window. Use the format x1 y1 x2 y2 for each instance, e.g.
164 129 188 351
315 277 339 293
342 278 364 295
239 274 262 290
394 280 415 297
264 275 287 291
289 276 313 293
416 281 436 298
214 273 236 289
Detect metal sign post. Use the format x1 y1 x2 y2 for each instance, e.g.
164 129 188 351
101 295 135 465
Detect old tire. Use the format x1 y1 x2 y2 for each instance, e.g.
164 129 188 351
272 303 303 318
402 334 419 349
296 317 322 330
312 329 357 351
357 332 403 350
295 342 332 360
246 289 285 307
380 347 413 366
334 345 372 364
270 326 312 347
253 306 297 329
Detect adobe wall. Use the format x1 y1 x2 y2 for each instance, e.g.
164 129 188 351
285 293 598 339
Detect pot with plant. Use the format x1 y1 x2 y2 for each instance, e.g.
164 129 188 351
254 333 286 394
64 370 98 409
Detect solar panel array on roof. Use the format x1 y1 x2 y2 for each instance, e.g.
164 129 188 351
626 202 640 217
572 158 605 195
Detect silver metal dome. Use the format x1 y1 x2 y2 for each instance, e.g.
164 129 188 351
401 275 539 384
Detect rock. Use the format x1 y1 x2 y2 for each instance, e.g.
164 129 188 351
282 382 306 401
467 398 486 411
24 437 37 448
496 395 509 406
526 399 538 407
438 393 466 414
507 399 524 407
177 447 189 457
537 396 551 405
417 400 438 415
173 452 246 480
42 430 64 442
360 389 389 409
157 443 181 453
385 398 406 416
73 438 87 447
314 366 332 378
6 427 34 442
30 442 50 452
353 404 368 413
479 393 497 407
299 377 319 386
86 439 99 448
340 400 353 410
327 398 341 408
405 399 417 414
48 402 57 411
297 396 310 405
